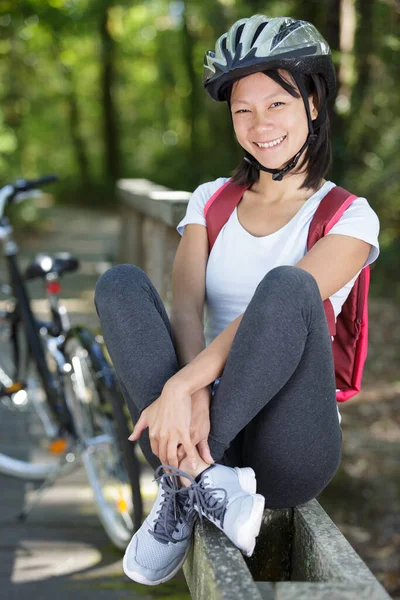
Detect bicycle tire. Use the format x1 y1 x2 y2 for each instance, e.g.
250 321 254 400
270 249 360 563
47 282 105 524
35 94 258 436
101 381 143 529
63 327 142 549
0 305 63 480
7 254 72 433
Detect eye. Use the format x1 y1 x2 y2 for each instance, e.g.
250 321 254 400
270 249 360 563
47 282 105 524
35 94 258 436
235 109 250 114
271 102 284 108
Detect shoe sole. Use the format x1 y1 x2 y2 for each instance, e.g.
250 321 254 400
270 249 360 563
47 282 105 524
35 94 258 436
235 493 265 557
122 536 192 586
235 467 265 557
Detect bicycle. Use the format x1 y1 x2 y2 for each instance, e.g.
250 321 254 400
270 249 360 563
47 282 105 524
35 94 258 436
0 175 143 549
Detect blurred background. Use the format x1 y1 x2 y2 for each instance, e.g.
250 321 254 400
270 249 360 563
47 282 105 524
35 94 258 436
0 1 399 599
0 0 399 300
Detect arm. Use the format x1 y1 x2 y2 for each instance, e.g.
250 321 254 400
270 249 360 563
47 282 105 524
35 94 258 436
294 234 372 300
170 224 208 368
168 313 243 395
170 221 243 394
129 222 214 467
168 234 372 396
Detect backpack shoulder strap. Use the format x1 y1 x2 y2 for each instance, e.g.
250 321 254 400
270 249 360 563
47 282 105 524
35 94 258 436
307 186 358 248
307 186 359 337
204 180 250 252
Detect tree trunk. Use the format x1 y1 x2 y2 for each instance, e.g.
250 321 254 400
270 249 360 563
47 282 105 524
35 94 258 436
64 67 91 188
322 0 348 181
52 35 92 189
292 0 325 31
100 6 121 180
156 31 176 132
181 3 200 182
349 0 375 152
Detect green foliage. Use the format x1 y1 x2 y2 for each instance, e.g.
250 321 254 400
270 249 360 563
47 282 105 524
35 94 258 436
0 0 399 296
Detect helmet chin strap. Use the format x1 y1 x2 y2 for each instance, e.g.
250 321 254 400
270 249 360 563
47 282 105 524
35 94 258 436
236 72 327 182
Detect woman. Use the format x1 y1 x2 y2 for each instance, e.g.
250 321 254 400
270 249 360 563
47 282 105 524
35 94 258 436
94 15 380 586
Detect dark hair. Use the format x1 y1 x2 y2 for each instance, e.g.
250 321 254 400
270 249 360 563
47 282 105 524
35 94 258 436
224 69 332 191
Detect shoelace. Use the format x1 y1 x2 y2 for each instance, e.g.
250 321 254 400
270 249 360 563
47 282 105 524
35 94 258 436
187 477 228 529
149 465 229 544
149 465 196 544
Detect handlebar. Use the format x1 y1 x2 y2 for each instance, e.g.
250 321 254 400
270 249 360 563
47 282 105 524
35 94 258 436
13 175 58 194
0 175 58 219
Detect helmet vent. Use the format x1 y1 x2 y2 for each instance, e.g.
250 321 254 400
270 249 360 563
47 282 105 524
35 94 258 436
271 21 303 51
251 22 268 46
235 24 245 50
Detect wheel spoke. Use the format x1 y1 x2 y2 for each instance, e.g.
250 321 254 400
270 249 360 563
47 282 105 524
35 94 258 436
65 335 137 549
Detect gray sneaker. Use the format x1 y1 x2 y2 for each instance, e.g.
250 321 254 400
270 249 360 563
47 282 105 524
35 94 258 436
188 464 265 557
123 465 198 586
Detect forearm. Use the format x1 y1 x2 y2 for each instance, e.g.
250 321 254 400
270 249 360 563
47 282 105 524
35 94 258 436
170 310 206 369
168 313 244 395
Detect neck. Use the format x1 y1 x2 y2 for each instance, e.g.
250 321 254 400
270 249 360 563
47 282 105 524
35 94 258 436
250 170 325 205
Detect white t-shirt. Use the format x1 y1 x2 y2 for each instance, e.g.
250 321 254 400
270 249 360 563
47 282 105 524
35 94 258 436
176 178 381 426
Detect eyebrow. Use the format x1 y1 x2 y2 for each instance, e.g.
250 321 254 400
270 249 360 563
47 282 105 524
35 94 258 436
231 91 288 106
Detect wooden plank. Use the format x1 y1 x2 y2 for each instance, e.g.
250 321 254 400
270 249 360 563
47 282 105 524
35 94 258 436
183 519 263 600
246 508 293 581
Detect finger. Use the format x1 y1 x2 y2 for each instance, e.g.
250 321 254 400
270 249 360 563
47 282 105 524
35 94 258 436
197 440 214 465
177 444 186 463
158 432 169 467
128 414 147 441
149 432 159 459
182 434 199 470
166 436 180 470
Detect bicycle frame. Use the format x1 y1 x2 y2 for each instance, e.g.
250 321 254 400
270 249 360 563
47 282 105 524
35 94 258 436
0 218 74 435
0 177 143 542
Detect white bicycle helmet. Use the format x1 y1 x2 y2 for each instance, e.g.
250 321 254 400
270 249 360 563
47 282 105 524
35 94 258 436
203 16 336 180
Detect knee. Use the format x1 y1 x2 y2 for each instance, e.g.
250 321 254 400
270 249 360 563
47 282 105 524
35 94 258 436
94 264 148 311
253 267 321 325
257 266 319 300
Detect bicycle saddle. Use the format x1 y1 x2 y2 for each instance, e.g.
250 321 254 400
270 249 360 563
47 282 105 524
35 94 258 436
25 252 79 280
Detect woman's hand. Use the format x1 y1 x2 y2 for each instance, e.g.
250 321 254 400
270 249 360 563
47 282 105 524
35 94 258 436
177 386 214 465
128 381 198 470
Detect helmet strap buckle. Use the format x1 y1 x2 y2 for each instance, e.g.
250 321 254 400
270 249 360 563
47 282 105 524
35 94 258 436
272 172 283 181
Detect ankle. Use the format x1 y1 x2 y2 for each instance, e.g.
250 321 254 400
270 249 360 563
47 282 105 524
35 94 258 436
178 456 209 487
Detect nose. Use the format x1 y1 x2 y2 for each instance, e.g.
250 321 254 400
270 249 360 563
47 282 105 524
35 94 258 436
251 109 276 132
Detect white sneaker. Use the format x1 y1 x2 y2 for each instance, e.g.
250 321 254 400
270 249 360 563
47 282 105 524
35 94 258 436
123 465 198 586
189 464 265 557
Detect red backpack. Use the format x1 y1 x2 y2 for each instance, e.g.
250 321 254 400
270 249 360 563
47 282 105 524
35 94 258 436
204 180 370 402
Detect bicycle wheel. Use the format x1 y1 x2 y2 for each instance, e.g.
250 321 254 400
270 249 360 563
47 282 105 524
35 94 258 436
0 300 67 480
63 330 142 550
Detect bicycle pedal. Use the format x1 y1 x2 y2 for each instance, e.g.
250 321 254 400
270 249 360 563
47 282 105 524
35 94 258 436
48 438 68 455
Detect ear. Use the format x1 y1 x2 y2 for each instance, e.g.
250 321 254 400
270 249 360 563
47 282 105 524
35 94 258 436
309 94 318 120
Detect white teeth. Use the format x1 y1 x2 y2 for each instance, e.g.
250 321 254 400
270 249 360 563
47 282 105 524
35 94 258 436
255 136 286 149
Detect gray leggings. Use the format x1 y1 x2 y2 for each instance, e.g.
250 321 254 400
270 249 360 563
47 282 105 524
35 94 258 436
94 264 342 509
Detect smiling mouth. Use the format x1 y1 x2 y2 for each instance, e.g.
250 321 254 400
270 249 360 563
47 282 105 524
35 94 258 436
253 135 287 149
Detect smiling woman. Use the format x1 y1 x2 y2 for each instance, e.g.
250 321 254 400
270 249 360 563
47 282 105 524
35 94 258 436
94 14 381 588
225 67 331 192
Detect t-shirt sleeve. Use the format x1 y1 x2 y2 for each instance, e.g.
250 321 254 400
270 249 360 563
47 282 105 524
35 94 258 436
176 177 230 236
326 197 380 268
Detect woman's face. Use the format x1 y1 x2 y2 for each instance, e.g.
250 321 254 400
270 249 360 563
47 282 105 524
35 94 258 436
230 70 317 170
